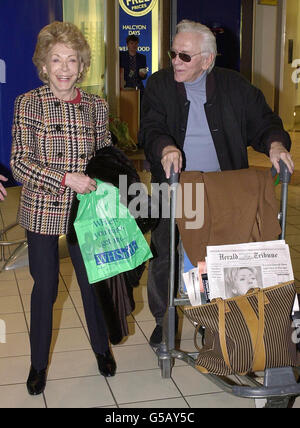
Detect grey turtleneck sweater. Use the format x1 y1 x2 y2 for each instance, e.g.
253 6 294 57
184 71 220 172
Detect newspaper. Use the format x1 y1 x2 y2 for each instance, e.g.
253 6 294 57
183 240 297 310
182 268 201 306
206 240 294 300
182 261 207 306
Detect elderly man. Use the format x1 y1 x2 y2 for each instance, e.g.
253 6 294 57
139 20 294 346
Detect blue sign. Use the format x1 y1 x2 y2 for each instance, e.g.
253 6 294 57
119 0 156 85
176 0 241 71
0 0 63 179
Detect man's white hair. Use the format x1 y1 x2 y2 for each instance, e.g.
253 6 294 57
175 20 217 73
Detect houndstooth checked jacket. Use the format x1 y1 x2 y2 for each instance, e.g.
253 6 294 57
10 85 111 235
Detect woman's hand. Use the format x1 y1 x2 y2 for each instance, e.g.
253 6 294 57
65 173 97 194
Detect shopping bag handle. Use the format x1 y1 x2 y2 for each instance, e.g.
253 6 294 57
271 159 291 184
217 289 266 375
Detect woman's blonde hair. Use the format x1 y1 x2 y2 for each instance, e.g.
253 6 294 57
33 21 91 83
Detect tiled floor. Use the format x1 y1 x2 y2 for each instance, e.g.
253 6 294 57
0 132 300 409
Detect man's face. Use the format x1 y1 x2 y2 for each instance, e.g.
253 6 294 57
171 32 213 83
127 40 138 56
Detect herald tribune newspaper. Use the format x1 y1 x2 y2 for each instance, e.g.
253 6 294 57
183 240 297 310
206 240 294 299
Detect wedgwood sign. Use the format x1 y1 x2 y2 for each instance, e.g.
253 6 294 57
119 0 158 17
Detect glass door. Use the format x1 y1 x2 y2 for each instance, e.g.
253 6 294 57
63 0 106 96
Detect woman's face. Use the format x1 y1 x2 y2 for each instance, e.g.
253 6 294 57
234 268 258 295
42 43 83 100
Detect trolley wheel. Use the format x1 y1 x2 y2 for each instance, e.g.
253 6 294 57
264 396 295 408
159 357 174 379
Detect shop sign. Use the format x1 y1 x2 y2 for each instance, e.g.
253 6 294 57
119 0 158 17
258 1 277 5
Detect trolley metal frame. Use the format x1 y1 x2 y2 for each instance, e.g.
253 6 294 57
155 161 300 408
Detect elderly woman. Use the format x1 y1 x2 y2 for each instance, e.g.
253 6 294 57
10 21 116 396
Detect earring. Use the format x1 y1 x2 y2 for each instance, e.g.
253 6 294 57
77 72 82 81
41 71 49 82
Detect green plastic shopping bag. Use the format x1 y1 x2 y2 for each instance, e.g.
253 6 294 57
74 179 152 284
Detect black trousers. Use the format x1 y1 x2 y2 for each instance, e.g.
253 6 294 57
27 231 109 371
147 217 179 326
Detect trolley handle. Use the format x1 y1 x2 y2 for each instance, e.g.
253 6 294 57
271 159 291 184
168 160 291 184
168 164 180 186
169 160 291 185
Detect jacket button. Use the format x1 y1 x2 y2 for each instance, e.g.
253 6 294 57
54 101 60 107
53 201 59 207
80 154 86 159
56 125 62 132
57 152 63 158
78 105 84 111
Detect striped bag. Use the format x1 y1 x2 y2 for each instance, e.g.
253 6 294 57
184 281 299 376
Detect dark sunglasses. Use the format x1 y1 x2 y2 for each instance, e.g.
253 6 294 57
168 50 203 63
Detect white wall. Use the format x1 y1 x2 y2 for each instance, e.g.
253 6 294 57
296 3 300 107
252 2 277 110
278 0 299 129
252 0 300 129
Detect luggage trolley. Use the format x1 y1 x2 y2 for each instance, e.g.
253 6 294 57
156 161 300 408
